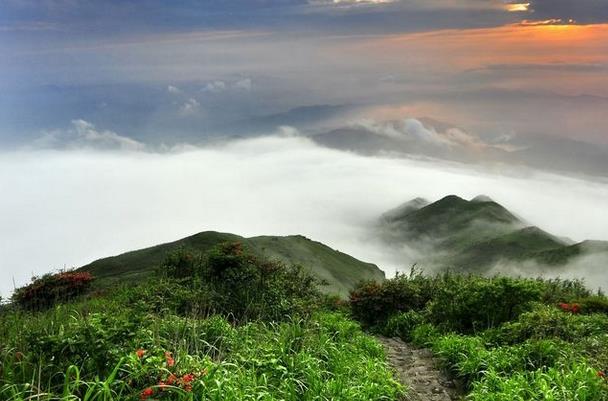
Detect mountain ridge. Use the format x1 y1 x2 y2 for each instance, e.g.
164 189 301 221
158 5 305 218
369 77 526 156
379 195 608 274
78 231 385 297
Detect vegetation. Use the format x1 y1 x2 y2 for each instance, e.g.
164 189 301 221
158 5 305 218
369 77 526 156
11 271 94 311
0 243 401 401
380 195 608 273
79 231 385 297
4 216 608 401
351 271 608 400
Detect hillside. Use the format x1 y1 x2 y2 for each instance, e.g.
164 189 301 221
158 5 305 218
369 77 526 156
379 195 608 273
79 231 384 296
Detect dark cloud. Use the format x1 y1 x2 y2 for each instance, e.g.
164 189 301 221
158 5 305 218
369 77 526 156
529 0 608 24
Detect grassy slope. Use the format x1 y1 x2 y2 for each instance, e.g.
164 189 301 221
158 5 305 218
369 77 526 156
379 195 602 272
452 227 566 271
79 231 384 297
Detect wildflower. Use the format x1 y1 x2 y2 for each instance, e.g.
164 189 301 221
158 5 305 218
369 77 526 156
136 349 146 359
166 373 177 385
598 370 606 378
165 351 175 367
140 387 154 400
181 374 195 384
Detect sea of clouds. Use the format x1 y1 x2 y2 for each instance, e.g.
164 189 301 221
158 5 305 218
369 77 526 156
1 133 607 298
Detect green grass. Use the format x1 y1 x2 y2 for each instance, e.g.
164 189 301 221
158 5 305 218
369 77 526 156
0 296 402 401
79 231 385 297
355 272 608 400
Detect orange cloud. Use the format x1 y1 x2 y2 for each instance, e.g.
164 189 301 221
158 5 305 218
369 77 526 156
360 23 608 69
506 3 530 12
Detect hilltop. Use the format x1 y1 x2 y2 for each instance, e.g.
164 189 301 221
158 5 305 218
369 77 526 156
78 231 384 297
379 194 608 274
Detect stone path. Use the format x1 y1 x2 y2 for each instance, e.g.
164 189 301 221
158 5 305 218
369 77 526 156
377 336 462 401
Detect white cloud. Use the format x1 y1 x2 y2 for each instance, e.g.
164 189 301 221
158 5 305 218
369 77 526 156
167 85 182 94
1 135 608 297
201 80 227 93
179 98 200 116
29 120 145 151
233 78 252 91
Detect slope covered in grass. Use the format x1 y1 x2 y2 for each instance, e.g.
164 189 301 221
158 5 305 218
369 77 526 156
380 194 607 273
79 231 384 296
0 244 402 401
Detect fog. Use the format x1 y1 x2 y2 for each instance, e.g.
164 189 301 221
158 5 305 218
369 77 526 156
1 134 607 298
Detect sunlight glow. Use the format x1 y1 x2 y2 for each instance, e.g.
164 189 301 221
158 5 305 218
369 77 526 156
506 3 530 12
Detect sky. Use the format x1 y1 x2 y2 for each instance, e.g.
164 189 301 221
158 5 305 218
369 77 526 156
1 0 608 297
1 0 607 149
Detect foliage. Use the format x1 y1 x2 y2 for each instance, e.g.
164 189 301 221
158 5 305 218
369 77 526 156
349 268 436 327
0 307 402 401
382 311 424 342
11 271 94 310
352 273 608 400
426 275 542 332
0 244 402 401
154 242 321 322
350 271 544 332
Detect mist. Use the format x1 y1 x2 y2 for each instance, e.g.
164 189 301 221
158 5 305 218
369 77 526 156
1 134 607 298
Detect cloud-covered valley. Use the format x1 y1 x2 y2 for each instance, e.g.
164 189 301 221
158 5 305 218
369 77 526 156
1 134 607 298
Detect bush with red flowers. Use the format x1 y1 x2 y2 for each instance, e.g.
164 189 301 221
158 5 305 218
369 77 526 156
12 271 94 310
559 302 581 314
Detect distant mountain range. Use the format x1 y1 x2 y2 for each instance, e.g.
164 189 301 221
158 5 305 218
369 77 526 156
312 118 608 178
78 231 384 297
379 194 608 274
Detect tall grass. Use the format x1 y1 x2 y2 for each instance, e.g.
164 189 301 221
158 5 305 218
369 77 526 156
0 296 402 401
352 272 608 400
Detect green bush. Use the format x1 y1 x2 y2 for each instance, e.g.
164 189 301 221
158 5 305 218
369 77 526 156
155 242 321 322
578 295 608 315
494 304 608 344
382 311 424 341
350 273 544 333
426 275 543 332
349 270 439 327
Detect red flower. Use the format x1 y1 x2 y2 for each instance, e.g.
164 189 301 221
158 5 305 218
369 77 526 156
181 374 195 384
166 374 177 385
165 351 175 367
140 387 154 400
136 349 146 359
598 370 606 378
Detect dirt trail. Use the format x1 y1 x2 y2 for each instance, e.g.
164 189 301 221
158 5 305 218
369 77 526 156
378 336 462 401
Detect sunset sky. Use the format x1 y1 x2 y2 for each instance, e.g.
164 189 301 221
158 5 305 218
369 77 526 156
1 1 608 296
1 0 607 148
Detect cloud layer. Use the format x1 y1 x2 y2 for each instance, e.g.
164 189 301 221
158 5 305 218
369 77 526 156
1 135 607 298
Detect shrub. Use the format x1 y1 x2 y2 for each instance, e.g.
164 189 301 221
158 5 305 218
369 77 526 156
158 247 203 279
156 242 321 322
12 271 94 310
537 278 591 304
382 311 424 341
578 295 608 315
349 269 437 327
426 275 543 332
495 304 608 344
